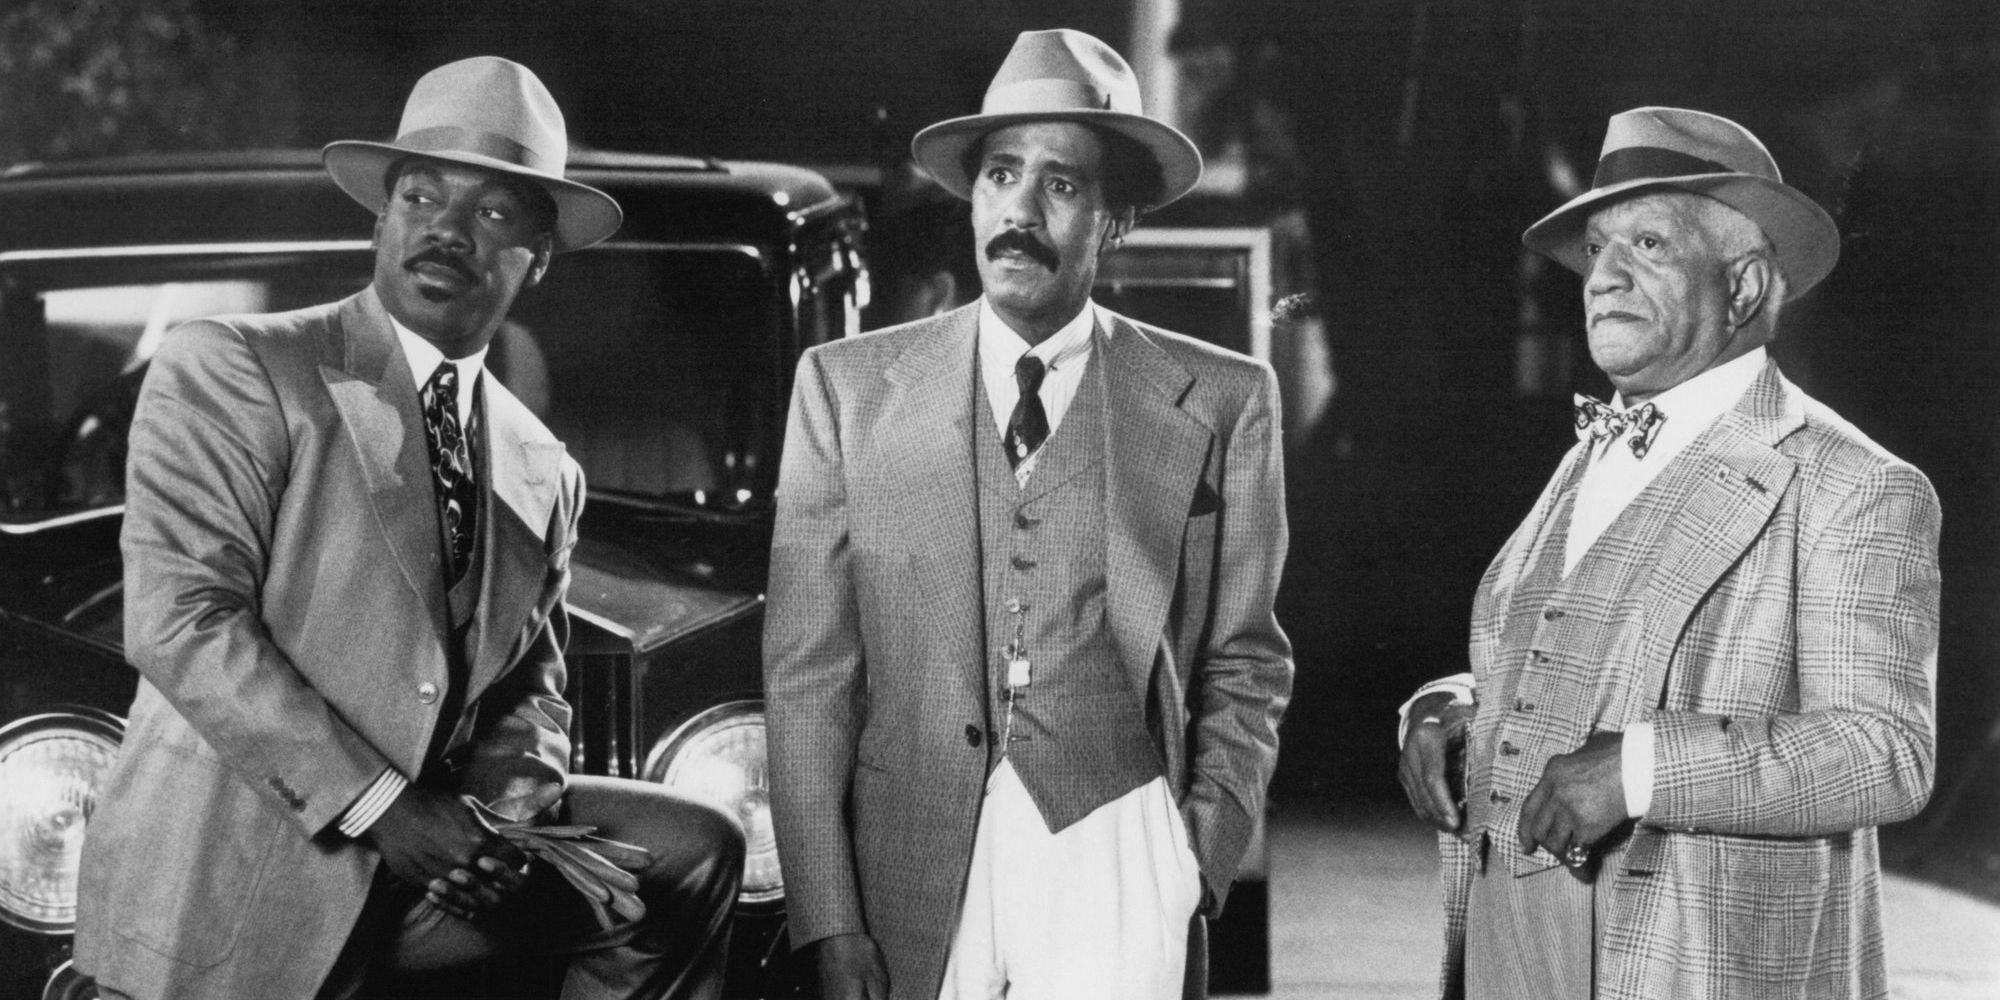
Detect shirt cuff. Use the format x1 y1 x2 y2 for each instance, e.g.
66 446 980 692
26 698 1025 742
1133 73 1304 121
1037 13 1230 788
337 768 409 838
1396 673 1476 748
1621 721 1655 818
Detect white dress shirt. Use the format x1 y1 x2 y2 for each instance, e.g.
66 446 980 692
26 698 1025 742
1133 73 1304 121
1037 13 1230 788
1400 349 1768 819
977 297 1100 485
336 318 491 837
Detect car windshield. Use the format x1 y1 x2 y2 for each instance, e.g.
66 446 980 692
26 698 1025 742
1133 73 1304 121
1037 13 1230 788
0 245 783 527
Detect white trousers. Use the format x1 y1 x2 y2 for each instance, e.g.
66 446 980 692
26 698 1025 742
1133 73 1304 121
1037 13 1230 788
937 761 1203 1000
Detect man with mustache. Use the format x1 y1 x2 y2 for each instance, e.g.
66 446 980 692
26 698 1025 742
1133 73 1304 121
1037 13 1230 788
1395 108 1939 999
75 57 743 1000
765 28 1293 1000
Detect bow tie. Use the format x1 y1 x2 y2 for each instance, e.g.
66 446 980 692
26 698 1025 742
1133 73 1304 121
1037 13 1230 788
1573 395 1668 459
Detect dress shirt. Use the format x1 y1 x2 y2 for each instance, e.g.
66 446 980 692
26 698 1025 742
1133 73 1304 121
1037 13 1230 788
335 316 491 838
978 297 1099 484
1397 347 1767 820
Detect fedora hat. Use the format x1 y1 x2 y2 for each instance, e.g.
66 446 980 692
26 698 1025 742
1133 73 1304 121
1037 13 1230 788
323 56 621 252
1522 107 1839 299
911 29 1202 211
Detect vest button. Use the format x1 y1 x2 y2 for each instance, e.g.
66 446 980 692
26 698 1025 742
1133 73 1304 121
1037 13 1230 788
1531 650 1548 664
1010 555 1037 571
1014 511 1039 530
1514 698 1535 712
1543 608 1564 621
1500 741 1520 756
1490 790 1510 803
965 724 983 747
417 681 440 704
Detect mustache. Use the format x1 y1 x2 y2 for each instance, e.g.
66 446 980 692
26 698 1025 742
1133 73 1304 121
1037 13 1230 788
985 230 1060 271
404 246 477 284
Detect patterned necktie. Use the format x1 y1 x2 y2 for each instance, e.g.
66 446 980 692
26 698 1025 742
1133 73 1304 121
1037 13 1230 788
420 362 478 582
1004 353 1050 469
1573 394 1668 459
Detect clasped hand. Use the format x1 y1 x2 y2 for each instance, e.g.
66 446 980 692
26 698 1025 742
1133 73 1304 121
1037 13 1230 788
1516 729 1626 860
365 784 530 919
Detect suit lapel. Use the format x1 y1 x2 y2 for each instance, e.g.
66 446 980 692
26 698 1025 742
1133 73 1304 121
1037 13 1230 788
880 306 985 693
1626 361 1801 700
1099 312 1211 696
470 376 564 693
318 289 447 637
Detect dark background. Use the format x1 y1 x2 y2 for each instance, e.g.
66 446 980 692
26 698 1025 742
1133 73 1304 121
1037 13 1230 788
4 0 1994 897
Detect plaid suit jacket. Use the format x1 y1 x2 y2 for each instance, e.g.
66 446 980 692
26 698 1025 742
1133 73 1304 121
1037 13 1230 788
764 302 1293 999
1437 361 1940 1000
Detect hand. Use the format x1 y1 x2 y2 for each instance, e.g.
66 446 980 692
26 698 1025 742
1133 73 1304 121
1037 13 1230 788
365 785 530 919
1516 730 1626 861
1398 692 1474 834
816 932 890 1000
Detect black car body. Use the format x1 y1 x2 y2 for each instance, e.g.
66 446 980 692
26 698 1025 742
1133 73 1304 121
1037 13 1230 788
0 149 865 999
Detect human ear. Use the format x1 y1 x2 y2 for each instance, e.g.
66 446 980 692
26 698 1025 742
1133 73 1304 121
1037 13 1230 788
1727 253 1772 330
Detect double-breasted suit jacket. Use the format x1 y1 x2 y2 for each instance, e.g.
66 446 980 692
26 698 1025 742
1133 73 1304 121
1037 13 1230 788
76 287 584 1000
1439 362 1940 1000
764 302 1293 999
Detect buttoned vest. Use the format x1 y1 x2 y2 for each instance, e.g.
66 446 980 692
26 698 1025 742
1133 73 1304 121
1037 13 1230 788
1465 452 1666 876
971 351 1162 832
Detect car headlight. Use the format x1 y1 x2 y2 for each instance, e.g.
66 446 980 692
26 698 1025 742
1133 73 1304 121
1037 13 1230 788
0 708 123 935
642 700 780 908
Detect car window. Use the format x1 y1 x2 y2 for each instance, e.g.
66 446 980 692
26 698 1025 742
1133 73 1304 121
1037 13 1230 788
0 246 781 527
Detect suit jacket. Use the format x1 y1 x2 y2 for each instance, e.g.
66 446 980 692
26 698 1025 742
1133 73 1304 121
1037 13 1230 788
763 303 1294 1000
1439 362 1940 1000
75 287 585 1000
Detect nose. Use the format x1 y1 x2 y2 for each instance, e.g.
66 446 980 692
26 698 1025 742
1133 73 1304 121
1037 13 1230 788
424 199 475 252
998 179 1044 231
1584 242 1631 297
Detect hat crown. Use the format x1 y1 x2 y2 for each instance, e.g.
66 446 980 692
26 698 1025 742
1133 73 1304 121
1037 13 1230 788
980 28 1145 117
1601 106 1780 184
394 56 567 176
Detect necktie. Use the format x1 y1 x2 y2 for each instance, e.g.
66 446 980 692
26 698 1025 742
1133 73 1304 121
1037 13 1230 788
1573 394 1667 459
420 362 478 582
1004 353 1050 469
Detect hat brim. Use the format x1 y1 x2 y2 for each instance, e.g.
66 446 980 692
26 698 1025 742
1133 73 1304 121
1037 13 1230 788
322 141 623 253
1522 173 1839 300
910 110 1203 211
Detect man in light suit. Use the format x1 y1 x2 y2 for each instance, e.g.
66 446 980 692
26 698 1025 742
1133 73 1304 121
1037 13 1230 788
75 57 743 1000
764 29 1293 1000
1397 107 1940 999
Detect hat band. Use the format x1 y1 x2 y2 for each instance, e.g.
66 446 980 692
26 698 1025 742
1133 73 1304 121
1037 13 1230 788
394 125 554 175
982 78 1119 115
1593 145 1733 189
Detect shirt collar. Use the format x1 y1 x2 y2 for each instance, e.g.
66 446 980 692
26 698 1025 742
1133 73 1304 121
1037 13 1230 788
389 314 487 426
977 297 1099 376
1613 346 1765 420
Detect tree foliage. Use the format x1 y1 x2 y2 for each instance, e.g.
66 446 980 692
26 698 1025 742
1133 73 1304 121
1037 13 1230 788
0 0 298 165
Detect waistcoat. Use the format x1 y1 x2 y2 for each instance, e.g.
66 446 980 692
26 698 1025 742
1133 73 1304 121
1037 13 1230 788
1465 451 1667 876
971 349 1162 832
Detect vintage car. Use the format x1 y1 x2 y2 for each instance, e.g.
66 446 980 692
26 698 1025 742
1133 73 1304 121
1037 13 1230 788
0 148 865 999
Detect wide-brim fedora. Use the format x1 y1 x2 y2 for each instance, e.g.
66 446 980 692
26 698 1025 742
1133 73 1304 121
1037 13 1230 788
323 56 621 253
911 29 1203 212
1522 107 1839 299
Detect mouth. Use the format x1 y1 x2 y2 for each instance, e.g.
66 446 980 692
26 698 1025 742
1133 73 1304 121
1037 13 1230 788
1591 310 1645 327
405 252 477 292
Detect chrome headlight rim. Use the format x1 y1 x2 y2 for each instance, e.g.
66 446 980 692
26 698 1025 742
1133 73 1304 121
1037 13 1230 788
642 698 782 911
0 705 125 936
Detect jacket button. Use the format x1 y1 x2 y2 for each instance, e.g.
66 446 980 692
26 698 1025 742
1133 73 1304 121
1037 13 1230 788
1010 555 1037 571
417 682 440 704
965 724 983 747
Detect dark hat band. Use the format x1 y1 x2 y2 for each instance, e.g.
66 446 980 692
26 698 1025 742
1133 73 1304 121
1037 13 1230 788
1592 146 1733 188
395 125 550 173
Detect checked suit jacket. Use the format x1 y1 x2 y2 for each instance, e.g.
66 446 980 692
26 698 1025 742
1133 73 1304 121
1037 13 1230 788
76 287 584 1000
1438 361 1940 1000
763 302 1294 1000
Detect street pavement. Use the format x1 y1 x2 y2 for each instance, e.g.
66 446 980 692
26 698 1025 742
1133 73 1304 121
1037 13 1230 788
1249 802 2000 1000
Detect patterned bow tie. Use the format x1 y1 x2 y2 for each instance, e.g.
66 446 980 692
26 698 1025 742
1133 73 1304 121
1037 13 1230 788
1573 394 1667 459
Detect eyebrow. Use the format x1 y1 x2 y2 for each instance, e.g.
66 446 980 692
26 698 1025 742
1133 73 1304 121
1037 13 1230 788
982 150 1084 178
